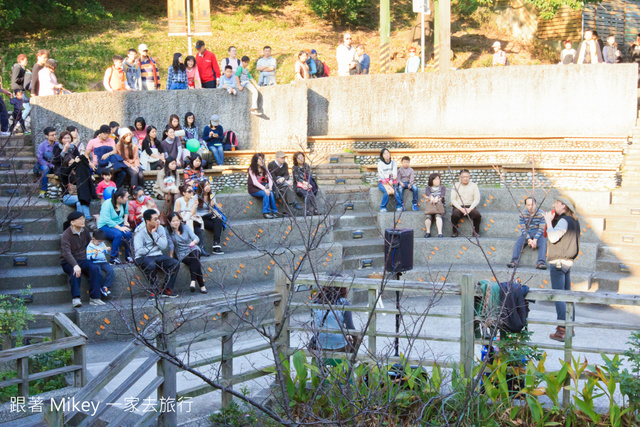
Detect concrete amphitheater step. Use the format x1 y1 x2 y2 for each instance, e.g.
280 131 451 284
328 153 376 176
377 210 605 243
0 169 38 184
76 279 279 342
367 187 614 216
0 216 59 235
0 233 61 253
343 237 598 274
595 256 640 274
333 211 378 229
0 250 61 270
341 239 385 257
590 272 640 294
334 226 382 241
0 146 35 157
0 134 33 148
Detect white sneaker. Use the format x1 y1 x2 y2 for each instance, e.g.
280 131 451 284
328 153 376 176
72 297 82 308
90 298 106 306
0 131 10 137
379 208 387 213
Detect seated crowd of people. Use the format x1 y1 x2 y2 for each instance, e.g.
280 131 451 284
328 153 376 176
42 118 321 308
377 148 570 269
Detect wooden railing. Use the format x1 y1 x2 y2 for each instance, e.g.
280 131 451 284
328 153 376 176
287 273 640 407
0 313 87 398
61 292 282 427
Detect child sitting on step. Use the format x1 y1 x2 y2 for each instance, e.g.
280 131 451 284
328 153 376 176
86 229 113 297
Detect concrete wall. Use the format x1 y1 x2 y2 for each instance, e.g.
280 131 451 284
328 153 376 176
31 84 307 151
32 64 637 148
306 64 638 138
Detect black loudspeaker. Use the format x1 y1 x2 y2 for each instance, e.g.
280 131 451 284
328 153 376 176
384 229 414 273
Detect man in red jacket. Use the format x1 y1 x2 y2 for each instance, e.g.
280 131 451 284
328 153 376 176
195 40 221 88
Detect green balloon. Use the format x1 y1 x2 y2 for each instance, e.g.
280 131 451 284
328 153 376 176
186 138 200 153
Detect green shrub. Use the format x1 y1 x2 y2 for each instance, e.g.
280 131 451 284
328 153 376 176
305 0 373 26
0 0 110 34
0 344 73 403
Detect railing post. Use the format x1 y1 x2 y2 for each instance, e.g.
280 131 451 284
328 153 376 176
221 312 234 409
460 274 475 379
17 356 29 399
43 398 63 426
73 344 86 387
157 306 177 427
368 288 377 355
274 267 290 359
562 301 574 408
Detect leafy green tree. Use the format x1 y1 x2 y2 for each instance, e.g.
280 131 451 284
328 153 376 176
0 0 110 34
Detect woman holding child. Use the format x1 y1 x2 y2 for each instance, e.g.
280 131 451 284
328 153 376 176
128 186 158 228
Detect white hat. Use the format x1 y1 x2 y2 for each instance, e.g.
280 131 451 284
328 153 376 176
118 128 132 138
492 41 501 48
210 115 219 126
138 43 149 52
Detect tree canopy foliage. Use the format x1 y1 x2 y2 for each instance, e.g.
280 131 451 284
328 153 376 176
0 0 110 34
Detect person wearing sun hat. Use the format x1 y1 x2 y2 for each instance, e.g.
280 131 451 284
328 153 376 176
60 211 107 308
544 196 580 342
492 41 509 66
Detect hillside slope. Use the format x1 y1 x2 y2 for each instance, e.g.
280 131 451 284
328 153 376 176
0 0 555 93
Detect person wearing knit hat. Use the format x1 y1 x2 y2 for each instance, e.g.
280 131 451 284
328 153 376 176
544 196 580 342
492 41 509 66
60 210 107 308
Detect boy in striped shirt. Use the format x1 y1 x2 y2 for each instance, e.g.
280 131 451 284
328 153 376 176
508 197 547 270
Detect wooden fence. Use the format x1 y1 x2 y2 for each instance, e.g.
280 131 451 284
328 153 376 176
59 292 282 427
287 272 640 407
39 269 640 425
0 313 87 398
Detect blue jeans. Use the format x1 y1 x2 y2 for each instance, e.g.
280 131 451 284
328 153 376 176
168 81 187 90
40 165 50 191
136 255 180 291
95 262 114 289
550 265 573 321
511 234 547 264
208 144 224 166
100 225 132 259
378 182 397 210
250 190 277 214
62 194 91 219
61 259 103 299
397 182 418 208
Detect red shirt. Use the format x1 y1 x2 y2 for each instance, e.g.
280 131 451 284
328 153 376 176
196 49 221 83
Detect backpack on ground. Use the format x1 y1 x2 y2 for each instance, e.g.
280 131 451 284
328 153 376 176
222 131 238 151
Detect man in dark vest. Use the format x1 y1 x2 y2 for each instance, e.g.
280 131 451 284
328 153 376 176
544 197 580 342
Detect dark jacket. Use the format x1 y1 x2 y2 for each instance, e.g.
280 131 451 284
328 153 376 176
60 226 91 267
31 63 44 96
268 160 290 181
203 125 224 146
11 63 29 92
498 282 530 333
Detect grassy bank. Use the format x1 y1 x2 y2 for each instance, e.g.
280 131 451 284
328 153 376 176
0 0 555 94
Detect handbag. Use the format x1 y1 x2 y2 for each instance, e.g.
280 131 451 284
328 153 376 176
424 200 444 215
382 182 395 196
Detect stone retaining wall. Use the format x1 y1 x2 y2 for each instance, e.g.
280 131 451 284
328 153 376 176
32 65 637 150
